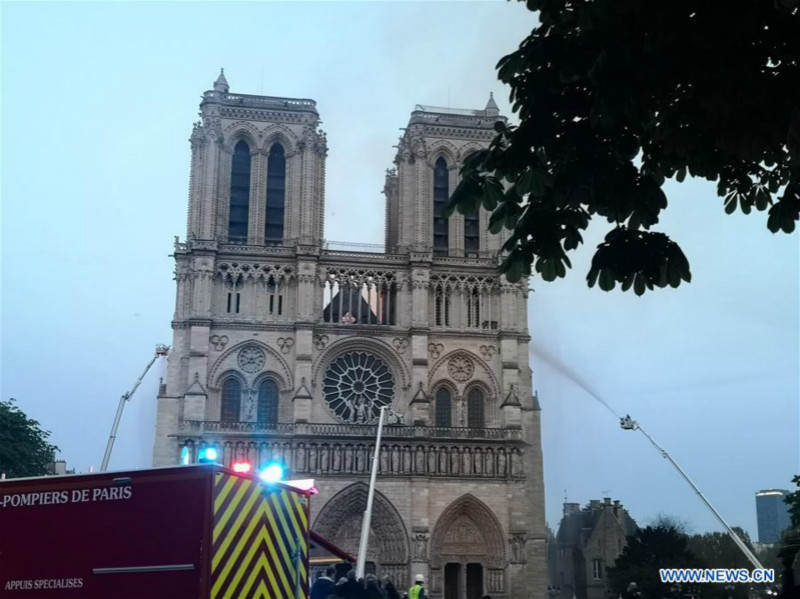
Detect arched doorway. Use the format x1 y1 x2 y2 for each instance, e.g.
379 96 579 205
429 494 506 599
313 483 410 587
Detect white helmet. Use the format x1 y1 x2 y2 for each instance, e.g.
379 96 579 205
415 574 424 583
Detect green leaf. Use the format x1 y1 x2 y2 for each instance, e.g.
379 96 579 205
633 274 645 296
598 269 616 292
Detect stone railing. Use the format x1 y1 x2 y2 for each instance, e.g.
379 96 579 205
178 420 522 441
176 433 526 480
203 91 318 113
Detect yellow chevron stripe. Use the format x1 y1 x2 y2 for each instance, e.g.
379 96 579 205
272 492 308 584
238 551 274 599
254 578 270 599
263 495 296 578
211 502 267 597
211 475 308 599
228 527 291 599
212 482 262 571
213 478 253 543
277 491 308 581
270 492 296 553
213 472 238 514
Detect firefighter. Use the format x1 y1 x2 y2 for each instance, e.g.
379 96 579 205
408 574 426 599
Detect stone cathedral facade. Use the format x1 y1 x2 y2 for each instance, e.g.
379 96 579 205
153 71 547 599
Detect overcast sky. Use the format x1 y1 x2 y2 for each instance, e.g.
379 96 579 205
2 1 798 542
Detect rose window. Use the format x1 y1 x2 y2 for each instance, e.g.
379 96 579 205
323 352 394 424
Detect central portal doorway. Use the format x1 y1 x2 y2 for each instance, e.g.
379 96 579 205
466 563 483 599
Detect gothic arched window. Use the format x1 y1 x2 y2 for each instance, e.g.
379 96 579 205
228 140 251 243
464 209 480 255
433 157 449 255
220 377 242 423
467 387 485 428
435 387 452 428
257 379 279 425
265 143 286 243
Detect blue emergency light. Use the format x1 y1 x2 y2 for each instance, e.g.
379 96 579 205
259 461 286 484
198 446 219 464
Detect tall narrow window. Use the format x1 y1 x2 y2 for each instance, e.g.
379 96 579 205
467 288 480 328
465 209 480 255
592 559 603 580
228 141 251 244
221 378 241 423
433 157 449 255
435 387 452 427
257 380 279 425
467 387 485 428
266 143 286 243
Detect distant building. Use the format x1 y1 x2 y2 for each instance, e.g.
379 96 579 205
756 489 791 544
550 498 638 599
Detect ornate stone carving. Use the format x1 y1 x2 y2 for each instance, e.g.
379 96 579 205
487 569 505 593
237 346 265 373
210 334 229 351
479 344 497 360
276 337 294 354
323 352 395 424
509 532 527 564
428 343 444 359
313 334 329 350
447 356 474 382
392 338 409 355
412 533 428 561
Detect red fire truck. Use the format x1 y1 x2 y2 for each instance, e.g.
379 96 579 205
0 465 316 599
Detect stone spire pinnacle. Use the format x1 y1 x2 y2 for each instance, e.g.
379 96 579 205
485 91 499 116
213 68 229 93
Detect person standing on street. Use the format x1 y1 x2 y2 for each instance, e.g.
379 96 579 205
408 574 426 599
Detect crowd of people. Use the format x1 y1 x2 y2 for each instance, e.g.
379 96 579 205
310 568 496 599
309 568 405 599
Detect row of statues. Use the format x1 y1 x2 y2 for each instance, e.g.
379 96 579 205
193 440 525 478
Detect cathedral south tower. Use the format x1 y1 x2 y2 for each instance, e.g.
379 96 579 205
154 72 546 598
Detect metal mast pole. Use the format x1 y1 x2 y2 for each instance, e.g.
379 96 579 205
356 406 387 579
100 345 169 472
620 415 764 570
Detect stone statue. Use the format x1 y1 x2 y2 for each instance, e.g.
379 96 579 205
413 534 428 560
498 450 507 476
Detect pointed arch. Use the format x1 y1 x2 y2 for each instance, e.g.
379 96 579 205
432 384 454 428
427 140 459 167
457 142 484 163
260 124 300 155
427 349 500 399
208 341 294 392
466 386 485 428
256 378 279 425
224 122 261 151
220 376 242 423
433 156 450 254
265 142 286 242
430 493 506 569
228 139 251 243
313 483 410 585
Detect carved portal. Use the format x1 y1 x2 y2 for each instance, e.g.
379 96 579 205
314 483 410 587
430 493 507 589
